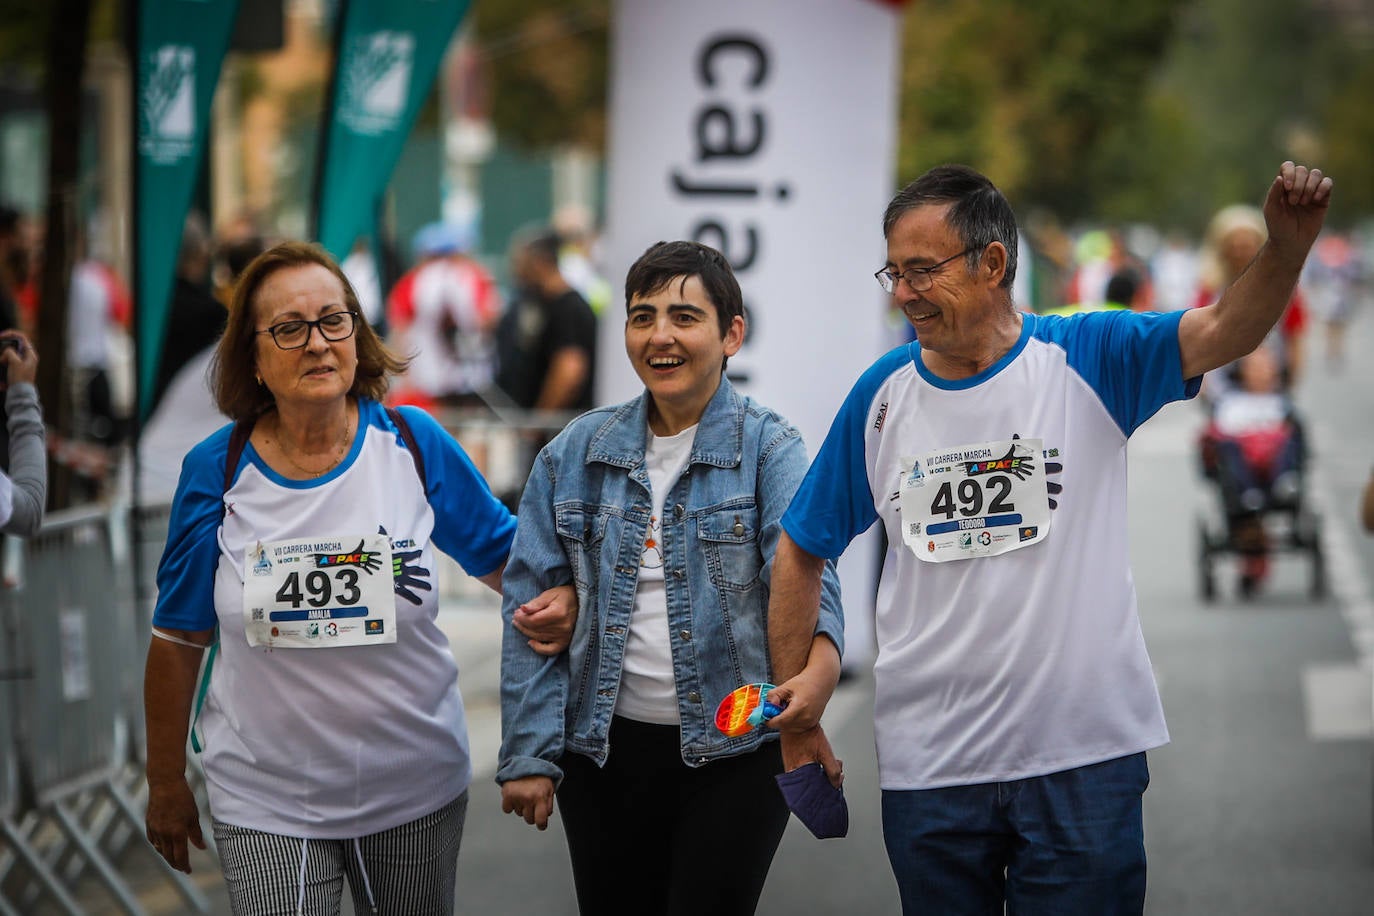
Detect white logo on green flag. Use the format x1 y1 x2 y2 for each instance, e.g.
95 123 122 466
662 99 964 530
340 31 415 137
140 45 197 165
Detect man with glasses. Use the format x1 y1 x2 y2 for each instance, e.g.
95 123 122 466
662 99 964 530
764 162 1332 914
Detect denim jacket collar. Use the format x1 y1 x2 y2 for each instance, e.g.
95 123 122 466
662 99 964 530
585 376 744 471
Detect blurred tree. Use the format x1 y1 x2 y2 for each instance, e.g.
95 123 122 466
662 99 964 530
896 0 1184 219
1143 0 1354 225
1323 50 1374 217
470 0 609 152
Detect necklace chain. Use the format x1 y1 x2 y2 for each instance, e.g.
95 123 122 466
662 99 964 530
280 413 352 478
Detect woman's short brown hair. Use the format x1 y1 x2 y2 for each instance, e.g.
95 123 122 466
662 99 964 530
211 241 408 420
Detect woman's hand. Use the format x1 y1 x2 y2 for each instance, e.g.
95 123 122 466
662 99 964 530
501 775 556 830
780 726 845 789
0 331 37 388
145 776 206 874
513 584 578 656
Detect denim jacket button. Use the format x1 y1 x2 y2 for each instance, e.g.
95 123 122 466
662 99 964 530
687 691 701 704
673 504 685 519
678 629 691 641
672 569 685 579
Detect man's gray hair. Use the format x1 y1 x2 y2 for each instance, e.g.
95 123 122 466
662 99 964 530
882 165 1019 290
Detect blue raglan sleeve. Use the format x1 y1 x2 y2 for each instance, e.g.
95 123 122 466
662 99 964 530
151 426 235 632
1033 310 1201 437
782 350 907 560
496 442 571 786
395 406 516 577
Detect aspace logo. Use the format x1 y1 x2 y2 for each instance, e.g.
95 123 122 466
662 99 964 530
965 455 1028 476
140 45 196 164
314 550 379 569
339 31 415 136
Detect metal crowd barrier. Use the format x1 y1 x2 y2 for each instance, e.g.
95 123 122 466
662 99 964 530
0 505 208 915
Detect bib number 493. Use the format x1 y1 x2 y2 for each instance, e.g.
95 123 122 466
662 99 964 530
274 569 362 608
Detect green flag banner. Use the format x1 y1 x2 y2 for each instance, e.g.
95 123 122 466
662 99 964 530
314 0 472 260
135 0 241 420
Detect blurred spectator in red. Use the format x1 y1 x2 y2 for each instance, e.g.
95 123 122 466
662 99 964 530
387 221 500 412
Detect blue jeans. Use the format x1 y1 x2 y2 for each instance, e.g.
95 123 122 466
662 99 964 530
881 752 1149 915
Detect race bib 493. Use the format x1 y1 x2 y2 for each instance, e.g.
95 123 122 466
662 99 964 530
242 533 396 648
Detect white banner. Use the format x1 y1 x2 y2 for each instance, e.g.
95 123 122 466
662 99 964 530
602 0 903 663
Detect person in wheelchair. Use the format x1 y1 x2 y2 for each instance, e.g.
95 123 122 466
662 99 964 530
1199 345 1305 595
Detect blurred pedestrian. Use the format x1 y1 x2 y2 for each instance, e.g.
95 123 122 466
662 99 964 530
553 204 612 316
68 229 131 449
142 241 577 913
149 212 226 417
767 161 1332 915
1043 266 1144 316
1302 231 1360 368
498 240 843 915
494 226 597 413
1193 204 1309 393
387 221 500 411
1151 230 1199 312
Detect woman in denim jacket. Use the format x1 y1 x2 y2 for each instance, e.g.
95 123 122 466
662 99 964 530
498 240 843 915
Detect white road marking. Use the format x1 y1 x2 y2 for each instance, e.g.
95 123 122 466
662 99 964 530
1302 444 1374 740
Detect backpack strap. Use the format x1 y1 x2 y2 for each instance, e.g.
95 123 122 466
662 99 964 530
193 416 255 754
386 406 428 495
223 417 256 494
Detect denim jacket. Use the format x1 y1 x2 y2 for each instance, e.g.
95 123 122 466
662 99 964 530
497 377 844 784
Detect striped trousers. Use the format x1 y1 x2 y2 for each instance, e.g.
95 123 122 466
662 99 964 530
213 791 467 915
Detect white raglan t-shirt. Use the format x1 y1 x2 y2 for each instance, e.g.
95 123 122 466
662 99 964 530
784 310 1200 790
153 399 515 838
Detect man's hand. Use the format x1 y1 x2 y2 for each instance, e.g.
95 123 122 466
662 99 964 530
145 777 206 874
513 584 577 655
780 726 844 789
501 776 556 830
766 666 834 735
1263 161 1333 257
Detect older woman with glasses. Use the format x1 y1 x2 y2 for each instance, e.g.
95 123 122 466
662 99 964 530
142 240 575 915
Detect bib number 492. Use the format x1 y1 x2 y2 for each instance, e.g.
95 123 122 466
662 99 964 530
929 475 1015 519
275 569 362 608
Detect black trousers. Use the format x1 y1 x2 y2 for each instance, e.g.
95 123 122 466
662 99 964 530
557 716 790 916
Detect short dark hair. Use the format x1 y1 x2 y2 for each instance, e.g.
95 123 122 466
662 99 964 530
1105 267 1141 307
222 235 267 282
515 227 561 267
624 240 744 336
624 240 744 371
211 240 408 420
882 165 1019 290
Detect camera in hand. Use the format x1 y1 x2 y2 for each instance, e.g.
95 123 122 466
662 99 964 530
0 337 20 383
